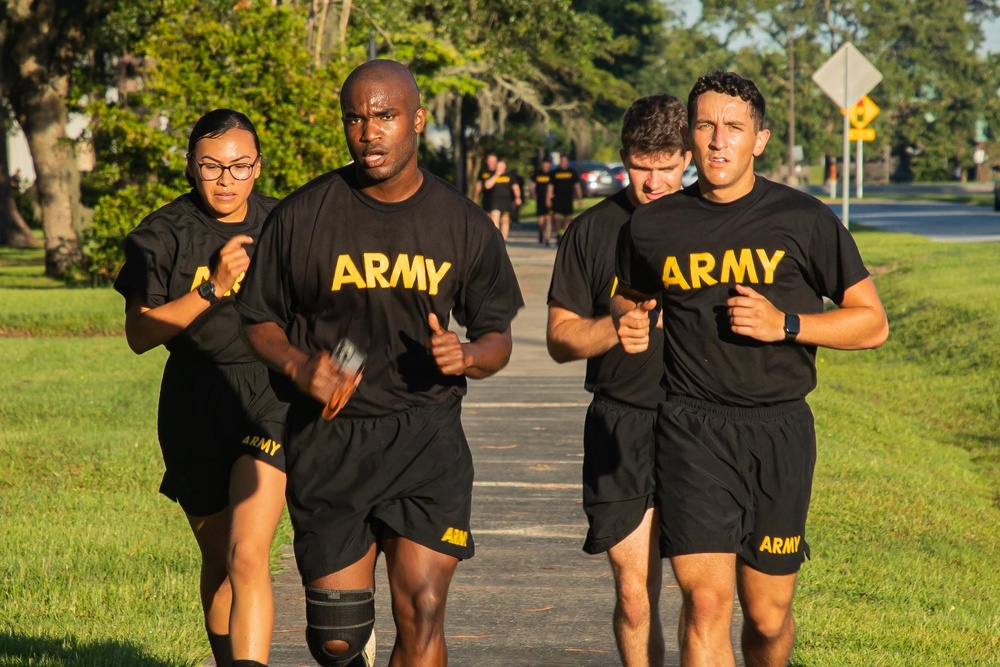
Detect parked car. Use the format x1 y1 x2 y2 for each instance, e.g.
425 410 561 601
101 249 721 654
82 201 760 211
570 160 625 197
682 164 698 188
600 162 698 191
609 163 629 189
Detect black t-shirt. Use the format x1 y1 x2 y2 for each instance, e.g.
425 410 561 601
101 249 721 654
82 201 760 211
616 177 870 407
551 167 580 202
236 166 525 418
489 172 516 209
477 168 494 210
548 189 664 409
532 169 552 203
113 191 279 364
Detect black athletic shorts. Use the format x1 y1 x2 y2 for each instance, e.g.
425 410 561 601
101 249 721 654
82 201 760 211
581 395 656 554
157 355 288 517
489 198 515 215
656 396 815 576
552 197 574 216
536 199 551 216
284 396 475 584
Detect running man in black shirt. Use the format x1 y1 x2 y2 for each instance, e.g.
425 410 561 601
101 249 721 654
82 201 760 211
472 152 498 214
612 71 888 667
237 60 523 666
531 156 554 245
547 94 689 667
550 154 584 240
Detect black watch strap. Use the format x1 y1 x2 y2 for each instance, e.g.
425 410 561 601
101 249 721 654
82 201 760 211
198 280 219 304
783 313 800 341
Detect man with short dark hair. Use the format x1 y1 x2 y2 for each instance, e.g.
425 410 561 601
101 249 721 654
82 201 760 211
237 59 523 667
547 94 690 667
612 70 888 666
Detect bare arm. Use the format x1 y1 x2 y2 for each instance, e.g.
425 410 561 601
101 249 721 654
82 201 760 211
513 182 522 206
725 276 888 350
427 313 512 379
124 235 253 354
242 320 354 407
546 301 619 363
609 287 659 354
485 161 506 188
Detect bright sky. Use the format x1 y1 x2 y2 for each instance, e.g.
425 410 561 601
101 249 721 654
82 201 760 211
670 1 1000 56
983 17 1000 53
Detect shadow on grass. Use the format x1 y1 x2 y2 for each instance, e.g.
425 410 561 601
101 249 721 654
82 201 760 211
0 631 194 666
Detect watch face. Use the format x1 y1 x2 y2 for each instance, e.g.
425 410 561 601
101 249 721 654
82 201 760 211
199 280 217 301
785 313 800 336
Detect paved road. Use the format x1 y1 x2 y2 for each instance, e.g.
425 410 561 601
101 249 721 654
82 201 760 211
832 200 1000 242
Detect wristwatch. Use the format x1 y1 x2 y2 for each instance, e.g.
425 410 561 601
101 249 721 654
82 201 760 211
197 279 219 304
783 313 800 341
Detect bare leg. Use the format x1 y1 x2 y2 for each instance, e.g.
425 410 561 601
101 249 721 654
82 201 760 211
188 509 233 667
737 559 798 667
488 209 501 233
228 456 287 663
670 552 738 667
499 212 510 240
607 507 664 667
383 531 459 666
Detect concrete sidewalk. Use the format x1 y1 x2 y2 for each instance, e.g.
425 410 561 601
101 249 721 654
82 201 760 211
262 226 741 666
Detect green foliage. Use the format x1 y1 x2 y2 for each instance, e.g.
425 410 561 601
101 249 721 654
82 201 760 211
84 1 353 282
80 183 181 286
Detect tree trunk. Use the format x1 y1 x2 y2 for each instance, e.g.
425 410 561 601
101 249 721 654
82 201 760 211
17 74 83 276
449 95 469 196
0 89 39 248
1 0 84 277
338 0 352 46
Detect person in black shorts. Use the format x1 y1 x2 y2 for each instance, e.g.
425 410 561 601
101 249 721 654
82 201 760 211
611 71 889 666
474 155 521 240
531 156 554 245
114 109 288 667
550 153 583 240
472 152 498 214
547 94 690 667
236 60 523 667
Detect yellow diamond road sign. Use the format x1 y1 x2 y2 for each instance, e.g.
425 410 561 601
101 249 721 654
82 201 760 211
849 96 880 129
848 127 875 142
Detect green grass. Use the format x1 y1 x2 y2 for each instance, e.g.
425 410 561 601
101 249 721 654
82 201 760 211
2 227 1000 664
792 228 1000 665
0 246 122 336
0 248 292 666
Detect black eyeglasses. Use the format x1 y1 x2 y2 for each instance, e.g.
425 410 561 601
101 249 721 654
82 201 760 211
194 155 260 181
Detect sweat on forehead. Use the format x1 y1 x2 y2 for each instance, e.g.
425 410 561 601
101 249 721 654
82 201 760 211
341 60 421 108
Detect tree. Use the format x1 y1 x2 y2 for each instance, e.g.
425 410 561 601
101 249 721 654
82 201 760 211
83 1 352 283
0 101 39 247
0 0 112 275
697 0 1000 181
344 0 634 193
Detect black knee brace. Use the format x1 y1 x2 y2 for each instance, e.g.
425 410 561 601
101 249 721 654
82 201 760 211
305 587 375 666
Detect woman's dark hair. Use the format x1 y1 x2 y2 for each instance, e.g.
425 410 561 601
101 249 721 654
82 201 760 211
185 109 260 187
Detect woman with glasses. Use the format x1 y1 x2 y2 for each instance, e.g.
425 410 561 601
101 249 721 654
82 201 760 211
114 109 286 667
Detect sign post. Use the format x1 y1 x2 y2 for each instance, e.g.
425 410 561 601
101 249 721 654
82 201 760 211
812 43 883 228
847 97 879 199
